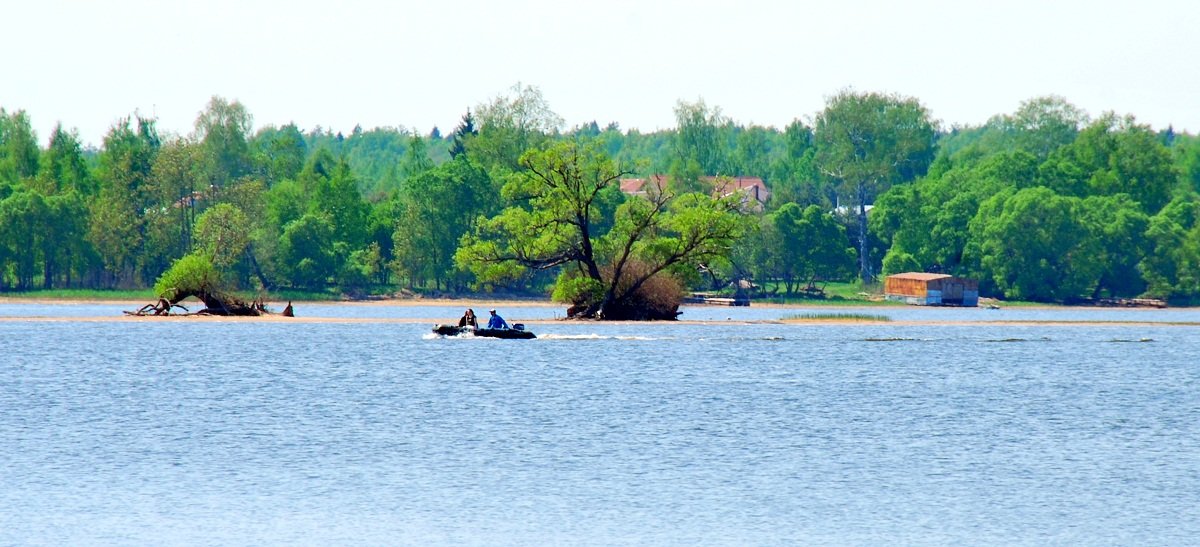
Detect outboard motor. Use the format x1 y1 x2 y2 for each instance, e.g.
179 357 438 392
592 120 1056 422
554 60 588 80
513 323 525 331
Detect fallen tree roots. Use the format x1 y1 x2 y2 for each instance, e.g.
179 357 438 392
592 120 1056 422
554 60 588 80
125 291 291 317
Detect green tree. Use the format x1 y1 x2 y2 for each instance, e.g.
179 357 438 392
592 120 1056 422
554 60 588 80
278 213 337 289
0 109 40 189
37 124 93 195
0 190 48 289
874 150 1038 277
766 203 855 293
457 141 745 320
1081 194 1150 297
670 99 730 192
194 203 251 269
448 110 477 160
88 116 161 286
147 140 204 258
193 96 253 188
814 90 936 282
1139 194 1200 300
967 187 1102 301
251 123 306 185
471 83 563 173
391 157 494 290
399 131 434 180
1043 114 1179 213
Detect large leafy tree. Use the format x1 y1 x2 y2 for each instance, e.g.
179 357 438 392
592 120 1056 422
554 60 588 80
0 190 48 289
456 141 745 320
194 203 251 269
37 124 93 195
814 90 936 282
448 110 477 160
767 120 824 209
967 187 1103 302
1081 194 1150 298
88 116 161 286
471 83 563 173
193 96 254 188
765 203 855 294
874 150 1038 277
278 213 337 289
1139 194 1200 300
251 123 307 185
0 109 40 190
669 99 730 192
391 157 493 290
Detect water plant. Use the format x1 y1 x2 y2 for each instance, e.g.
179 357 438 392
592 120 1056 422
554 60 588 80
782 312 892 322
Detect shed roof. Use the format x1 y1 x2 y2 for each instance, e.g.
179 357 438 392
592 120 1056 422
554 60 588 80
887 272 953 281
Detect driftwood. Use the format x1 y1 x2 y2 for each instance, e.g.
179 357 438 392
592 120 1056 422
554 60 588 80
124 298 189 316
125 290 290 317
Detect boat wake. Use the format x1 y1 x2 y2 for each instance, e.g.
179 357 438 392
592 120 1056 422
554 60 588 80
537 333 668 341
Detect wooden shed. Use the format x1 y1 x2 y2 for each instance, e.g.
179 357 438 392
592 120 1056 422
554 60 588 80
884 273 979 307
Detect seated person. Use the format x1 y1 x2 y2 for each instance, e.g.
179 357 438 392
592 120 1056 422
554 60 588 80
486 309 508 329
457 308 478 328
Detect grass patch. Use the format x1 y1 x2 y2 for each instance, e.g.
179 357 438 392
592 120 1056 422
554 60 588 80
0 288 157 301
256 289 346 302
753 281 904 306
0 287 351 303
782 312 892 322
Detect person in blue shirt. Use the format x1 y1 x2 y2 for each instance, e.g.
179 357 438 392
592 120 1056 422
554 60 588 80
486 308 508 329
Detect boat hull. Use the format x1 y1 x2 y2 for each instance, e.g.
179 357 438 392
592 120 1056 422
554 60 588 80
432 324 536 339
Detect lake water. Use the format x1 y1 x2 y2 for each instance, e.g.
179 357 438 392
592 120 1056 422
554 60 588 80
1 302 1198 545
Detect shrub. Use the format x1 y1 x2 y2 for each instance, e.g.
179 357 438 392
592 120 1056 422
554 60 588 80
154 252 222 302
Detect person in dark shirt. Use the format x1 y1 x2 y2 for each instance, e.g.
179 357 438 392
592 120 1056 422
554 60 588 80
457 308 477 328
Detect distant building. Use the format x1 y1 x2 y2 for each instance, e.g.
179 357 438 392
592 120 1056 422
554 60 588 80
884 272 979 307
618 175 770 211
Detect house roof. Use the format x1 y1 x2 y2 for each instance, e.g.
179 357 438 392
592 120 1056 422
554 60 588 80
618 175 668 195
711 176 769 203
618 175 769 205
619 178 647 194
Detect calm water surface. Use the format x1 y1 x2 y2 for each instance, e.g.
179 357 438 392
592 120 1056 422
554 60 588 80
1 304 1197 545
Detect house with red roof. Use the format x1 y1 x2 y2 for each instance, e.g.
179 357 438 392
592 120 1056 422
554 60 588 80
618 175 770 211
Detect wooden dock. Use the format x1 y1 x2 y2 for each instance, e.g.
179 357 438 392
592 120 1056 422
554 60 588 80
682 295 750 306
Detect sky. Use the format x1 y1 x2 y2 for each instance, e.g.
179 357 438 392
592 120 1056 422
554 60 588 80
3 0 1197 147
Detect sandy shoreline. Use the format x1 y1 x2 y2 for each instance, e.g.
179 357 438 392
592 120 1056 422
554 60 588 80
0 296 1193 327
0 314 1193 327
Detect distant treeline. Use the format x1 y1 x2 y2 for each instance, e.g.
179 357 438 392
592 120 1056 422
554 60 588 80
1 85 1199 303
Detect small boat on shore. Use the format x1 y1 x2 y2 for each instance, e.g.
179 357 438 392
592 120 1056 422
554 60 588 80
432 324 536 339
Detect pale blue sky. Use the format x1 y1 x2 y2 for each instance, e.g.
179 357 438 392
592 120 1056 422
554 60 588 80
3 0 1196 146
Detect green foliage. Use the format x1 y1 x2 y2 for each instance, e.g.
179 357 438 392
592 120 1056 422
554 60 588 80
760 203 856 293
392 157 494 290
4 92 1200 306
153 252 221 301
881 251 921 277
194 203 251 268
670 99 729 188
1139 194 1200 300
194 96 253 188
814 90 937 281
967 187 1103 301
550 272 604 305
38 124 93 195
470 83 563 173
459 140 743 319
251 123 307 185
278 213 337 289
0 109 40 187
